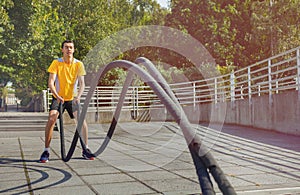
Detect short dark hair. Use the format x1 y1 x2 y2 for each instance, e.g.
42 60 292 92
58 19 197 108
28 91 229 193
61 40 74 49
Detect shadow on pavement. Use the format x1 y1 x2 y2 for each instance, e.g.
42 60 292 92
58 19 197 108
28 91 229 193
0 158 72 194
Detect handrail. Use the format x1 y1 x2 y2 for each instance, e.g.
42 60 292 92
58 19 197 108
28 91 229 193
46 46 300 114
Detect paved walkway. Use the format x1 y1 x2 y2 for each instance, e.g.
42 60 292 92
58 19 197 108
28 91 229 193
1 113 300 194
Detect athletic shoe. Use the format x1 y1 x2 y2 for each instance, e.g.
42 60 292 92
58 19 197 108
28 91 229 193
82 148 95 160
39 151 49 163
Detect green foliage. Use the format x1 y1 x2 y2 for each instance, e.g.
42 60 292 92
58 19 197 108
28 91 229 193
1 86 8 98
166 0 251 67
0 0 14 85
166 0 300 68
2 0 298 107
99 68 127 86
0 0 168 105
130 62 186 86
251 0 300 57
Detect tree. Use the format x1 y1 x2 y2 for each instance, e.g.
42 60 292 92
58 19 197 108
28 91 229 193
0 0 169 105
251 0 300 58
166 0 253 68
4 0 67 105
165 0 300 69
0 0 14 86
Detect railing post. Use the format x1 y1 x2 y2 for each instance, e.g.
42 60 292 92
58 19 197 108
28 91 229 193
95 86 99 121
247 67 252 104
132 87 136 119
230 71 235 102
136 86 139 116
214 78 218 104
42 90 47 112
193 82 196 108
268 59 273 104
131 86 139 119
297 48 300 101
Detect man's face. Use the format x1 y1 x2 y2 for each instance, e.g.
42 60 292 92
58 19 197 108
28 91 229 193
62 42 74 57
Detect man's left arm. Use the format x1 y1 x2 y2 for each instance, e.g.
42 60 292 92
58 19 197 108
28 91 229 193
76 75 85 104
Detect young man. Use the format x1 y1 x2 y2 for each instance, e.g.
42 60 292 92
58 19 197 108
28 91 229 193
39 40 94 162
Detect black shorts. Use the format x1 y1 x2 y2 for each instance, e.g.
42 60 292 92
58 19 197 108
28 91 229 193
50 97 78 119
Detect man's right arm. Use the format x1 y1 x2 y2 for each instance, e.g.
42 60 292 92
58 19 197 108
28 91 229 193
48 73 64 103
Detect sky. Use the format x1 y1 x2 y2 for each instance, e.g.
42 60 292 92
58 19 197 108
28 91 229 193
156 0 169 8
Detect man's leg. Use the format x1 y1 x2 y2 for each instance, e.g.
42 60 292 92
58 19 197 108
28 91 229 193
39 110 59 163
45 110 59 148
70 100 94 160
73 110 94 160
40 98 60 163
82 120 89 145
73 110 88 145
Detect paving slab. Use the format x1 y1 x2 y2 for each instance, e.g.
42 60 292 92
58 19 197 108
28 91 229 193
1 113 300 194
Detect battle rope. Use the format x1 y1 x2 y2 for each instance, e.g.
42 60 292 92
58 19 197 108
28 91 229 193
135 57 236 195
59 58 236 194
59 102 81 162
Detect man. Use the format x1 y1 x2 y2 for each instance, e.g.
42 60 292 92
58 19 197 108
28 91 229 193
39 40 94 162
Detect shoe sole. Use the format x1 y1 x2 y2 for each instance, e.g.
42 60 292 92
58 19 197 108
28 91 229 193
82 156 94 160
40 159 48 163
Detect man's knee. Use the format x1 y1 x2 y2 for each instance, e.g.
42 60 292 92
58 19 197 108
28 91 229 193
48 111 59 124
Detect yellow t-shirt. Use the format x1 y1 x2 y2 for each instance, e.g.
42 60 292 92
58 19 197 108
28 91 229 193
48 58 86 101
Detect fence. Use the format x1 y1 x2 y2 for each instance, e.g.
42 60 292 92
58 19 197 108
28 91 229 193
46 46 300 118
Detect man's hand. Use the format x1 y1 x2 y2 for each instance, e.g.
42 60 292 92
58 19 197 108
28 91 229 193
57 96 64 104
74 97 80 104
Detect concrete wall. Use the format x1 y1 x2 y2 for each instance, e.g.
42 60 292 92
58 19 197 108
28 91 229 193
146 91 300 136
251 91 300 135
213 91 300 135
63 110 134 124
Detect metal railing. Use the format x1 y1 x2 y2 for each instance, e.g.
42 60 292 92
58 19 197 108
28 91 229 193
46 46 300 115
